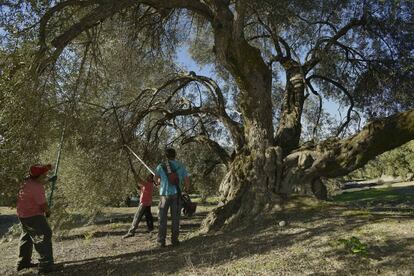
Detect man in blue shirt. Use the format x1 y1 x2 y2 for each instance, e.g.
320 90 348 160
154 148 190 247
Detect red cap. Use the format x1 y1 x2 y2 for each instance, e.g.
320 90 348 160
30 164 52 177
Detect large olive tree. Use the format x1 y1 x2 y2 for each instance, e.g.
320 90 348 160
1 0 413 231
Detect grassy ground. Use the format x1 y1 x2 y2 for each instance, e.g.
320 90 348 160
334 187 414 203
0 186 413 275
333 184 414 215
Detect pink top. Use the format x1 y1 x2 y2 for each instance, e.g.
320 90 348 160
16 178 46 218
140 181 154 206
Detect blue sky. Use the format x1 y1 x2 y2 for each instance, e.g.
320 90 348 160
175 45 212 76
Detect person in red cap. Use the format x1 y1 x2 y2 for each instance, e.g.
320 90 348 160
16 164 60 273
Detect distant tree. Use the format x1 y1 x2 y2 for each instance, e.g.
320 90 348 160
350 140 414 180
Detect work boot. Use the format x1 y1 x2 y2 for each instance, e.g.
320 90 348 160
16 262 37 271
157 241 166 248
122 231 135 239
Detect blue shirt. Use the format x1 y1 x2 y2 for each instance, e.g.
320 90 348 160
155 160 188 196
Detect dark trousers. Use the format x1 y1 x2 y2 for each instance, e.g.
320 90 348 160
18 215 53 268
129 204 154 232
157 194 180 244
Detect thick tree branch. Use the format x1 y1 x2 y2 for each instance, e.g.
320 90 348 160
34 0 214 74
104 72 243 151
51 1 135 50
39 0 101 50
274 60 306 156
141 0 214 21
294 109 414 178
234 0 247 38
34 0 136 74
140 73 245 149
208 1 275 149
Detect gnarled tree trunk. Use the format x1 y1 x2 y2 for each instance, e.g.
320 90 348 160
203 109 414 231
200 5 284 231
202 146 283 232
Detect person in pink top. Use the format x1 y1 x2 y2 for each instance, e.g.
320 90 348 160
123 174 155 239
16 164 61 273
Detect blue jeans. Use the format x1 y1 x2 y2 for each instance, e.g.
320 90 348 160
157 194 180 244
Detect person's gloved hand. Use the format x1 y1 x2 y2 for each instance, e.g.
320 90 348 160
45 210 51 218
48 175 58 182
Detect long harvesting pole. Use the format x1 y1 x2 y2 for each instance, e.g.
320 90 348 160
124 145 155 176
48 126 65 207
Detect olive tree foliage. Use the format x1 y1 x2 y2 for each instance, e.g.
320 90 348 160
0 2 223 227
0 3 181 218
179 142 226 200
1 0 414 231
0 41 57 205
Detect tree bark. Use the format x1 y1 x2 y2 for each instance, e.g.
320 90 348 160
212 20 274 151
198 3 281 230
202 146 283 232
275 61 306 156
279 109 414 197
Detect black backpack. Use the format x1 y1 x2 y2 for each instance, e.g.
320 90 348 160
181 194 197 217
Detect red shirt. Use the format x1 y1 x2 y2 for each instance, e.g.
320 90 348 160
140 181 153 206
16 178 47 218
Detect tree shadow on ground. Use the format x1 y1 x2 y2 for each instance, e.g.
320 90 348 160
322 237 414 275
41 199 414 276
0 214 18 237
94 210 210 225
57 223 202 241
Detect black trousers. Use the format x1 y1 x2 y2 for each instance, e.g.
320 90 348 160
129 204 154 232
18 215 54 268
